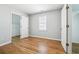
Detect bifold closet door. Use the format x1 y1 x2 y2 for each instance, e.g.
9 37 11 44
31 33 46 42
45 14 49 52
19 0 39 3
20 16 29 38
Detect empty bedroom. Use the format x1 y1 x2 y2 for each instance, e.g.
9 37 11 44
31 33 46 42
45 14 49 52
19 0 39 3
0 4 67 54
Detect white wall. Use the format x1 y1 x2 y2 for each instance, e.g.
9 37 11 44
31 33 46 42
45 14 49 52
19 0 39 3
72 12 79 43
0 5 11 46
0 5 29 46
29 10 61 40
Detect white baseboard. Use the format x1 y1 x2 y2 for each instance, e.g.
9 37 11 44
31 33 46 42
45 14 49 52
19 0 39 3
20 35 29 39
29 35 61 41
0 41 11 46
72 41 79 43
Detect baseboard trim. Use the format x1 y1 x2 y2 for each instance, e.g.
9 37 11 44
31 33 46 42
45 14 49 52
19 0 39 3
72 41 79 43
0 41 11 46
12 35 20 38
21 36 29 39
29 35 61 41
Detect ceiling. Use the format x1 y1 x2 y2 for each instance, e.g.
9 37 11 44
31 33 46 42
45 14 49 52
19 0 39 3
8 4 63 14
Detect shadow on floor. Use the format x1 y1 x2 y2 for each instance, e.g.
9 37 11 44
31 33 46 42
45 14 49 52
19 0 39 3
12 35 20 43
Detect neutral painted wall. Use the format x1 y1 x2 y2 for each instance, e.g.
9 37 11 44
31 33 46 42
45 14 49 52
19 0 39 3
72 13 79 43
12 14 20 36
0 5 11 45
29 10 61 40
0 5 29 46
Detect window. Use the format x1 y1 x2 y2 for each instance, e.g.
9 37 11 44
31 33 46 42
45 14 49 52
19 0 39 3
39 16 47 31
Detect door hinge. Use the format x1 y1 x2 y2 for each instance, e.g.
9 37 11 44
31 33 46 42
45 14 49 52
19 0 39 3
66 43 69 46
66 6 69 9
65 52 68 54
66 25 69 28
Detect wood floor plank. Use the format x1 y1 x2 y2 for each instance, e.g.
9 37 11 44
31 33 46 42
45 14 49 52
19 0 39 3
0 36 65 54
72 43 79 54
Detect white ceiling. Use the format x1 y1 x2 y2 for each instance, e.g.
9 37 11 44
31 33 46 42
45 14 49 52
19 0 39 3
8 4 63 14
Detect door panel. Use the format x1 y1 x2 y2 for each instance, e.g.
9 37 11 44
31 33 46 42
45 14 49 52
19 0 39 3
68 4 72 53
20 16 29 38
61 4 72 53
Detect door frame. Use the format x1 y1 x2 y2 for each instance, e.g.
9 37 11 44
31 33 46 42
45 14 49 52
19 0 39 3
61 4 72 54
66 4 72 54
66 4 69 54
11 11 21 41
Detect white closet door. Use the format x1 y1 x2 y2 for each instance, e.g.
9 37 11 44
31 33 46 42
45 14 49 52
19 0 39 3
20 16 29 38
61 4 72 53
61 5 67 52
67 4 72 53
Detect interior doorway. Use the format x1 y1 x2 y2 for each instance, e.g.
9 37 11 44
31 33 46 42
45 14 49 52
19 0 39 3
12 13 21 43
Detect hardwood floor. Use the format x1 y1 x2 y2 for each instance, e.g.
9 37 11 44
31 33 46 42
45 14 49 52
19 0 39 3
0 37 64 54
72 43 79 54
12 35 20 43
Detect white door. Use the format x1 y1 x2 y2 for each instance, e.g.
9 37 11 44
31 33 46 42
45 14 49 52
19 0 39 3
61 4 72 53
67 4 72 53
20 16 29 38
61 5 67 52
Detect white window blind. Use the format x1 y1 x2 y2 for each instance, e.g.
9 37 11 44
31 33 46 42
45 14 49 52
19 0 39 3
39 16 47 31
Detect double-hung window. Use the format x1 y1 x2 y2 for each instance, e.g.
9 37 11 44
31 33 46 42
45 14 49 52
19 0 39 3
39 16 47 31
